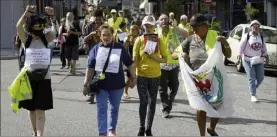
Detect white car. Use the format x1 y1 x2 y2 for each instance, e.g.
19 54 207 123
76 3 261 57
225 24 277 72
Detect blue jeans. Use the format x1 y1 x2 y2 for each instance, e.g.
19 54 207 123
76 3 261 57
242 60 264 96
96 88 124 135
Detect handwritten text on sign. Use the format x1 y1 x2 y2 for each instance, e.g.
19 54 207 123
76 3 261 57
25 48 51 65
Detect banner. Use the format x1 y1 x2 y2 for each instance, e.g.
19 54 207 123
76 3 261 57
179 41 234 118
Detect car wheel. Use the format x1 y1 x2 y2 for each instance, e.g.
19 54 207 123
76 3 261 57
224 57 230 66
236 61 245 72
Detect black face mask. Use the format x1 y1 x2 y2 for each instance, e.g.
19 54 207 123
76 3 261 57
31 30 44 37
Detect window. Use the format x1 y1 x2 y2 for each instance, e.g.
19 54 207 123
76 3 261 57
234 26 243 38
229 26 238 37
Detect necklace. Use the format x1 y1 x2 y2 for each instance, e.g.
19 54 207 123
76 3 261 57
193 34 206 51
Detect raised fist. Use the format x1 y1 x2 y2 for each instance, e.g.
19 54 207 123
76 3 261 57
26 5 36 13
44 6 54 16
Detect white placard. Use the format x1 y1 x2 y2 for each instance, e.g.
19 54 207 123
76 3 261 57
95 47 122 73
25 48 51 65
118 32 128 41
144 40 157 54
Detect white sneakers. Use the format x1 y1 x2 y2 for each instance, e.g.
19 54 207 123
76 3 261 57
251 96 258 102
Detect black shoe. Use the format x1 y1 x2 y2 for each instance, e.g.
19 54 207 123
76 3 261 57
137 127 145 136
162 111 170 118
207 128 218 136
145 129 153 136
86 96 95 104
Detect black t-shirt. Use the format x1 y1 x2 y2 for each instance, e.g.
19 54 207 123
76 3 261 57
63 22 81 46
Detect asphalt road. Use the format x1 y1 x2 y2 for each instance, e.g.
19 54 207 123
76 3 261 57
1 57 276 136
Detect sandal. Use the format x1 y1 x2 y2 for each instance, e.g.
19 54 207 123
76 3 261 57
124 93 130 99
207 128 218 136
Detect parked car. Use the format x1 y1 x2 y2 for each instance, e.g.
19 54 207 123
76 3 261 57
225 24 277 72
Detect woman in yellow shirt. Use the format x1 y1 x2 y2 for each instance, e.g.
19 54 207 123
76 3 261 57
133 15 167 136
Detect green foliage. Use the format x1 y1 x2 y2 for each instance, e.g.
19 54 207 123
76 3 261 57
209 20 222 32
244 5 259 16
164 0 183 18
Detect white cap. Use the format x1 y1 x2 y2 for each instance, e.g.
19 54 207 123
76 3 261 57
250 20 261 26
88 6 93 11
169 12 174 16
111 9 117 13
142 15 156 26
180 15 188 20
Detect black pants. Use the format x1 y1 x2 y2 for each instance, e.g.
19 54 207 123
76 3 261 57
60 43 66 67
137 76 160 130
159 66 180 113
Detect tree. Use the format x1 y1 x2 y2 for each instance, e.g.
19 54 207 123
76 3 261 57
164 0 183 18
243 4 259 21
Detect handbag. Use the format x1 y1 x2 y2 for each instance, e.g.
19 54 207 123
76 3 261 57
89 43 113 94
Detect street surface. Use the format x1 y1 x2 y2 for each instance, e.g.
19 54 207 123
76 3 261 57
1 56 276 136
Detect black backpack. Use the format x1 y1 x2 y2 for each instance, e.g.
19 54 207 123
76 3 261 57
13 33 22 49
246 32 264 44
19 35 50 81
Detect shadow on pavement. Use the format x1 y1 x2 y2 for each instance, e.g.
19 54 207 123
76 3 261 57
169 111 197 120
221 117 277 125
120 98 190 106
258 99 277 104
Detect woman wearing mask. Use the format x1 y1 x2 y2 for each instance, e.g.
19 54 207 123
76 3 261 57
63 12 82 75
16 5 55 136
123 24 140 99
133 15 167 136
83 24 136 136
237 20 268 102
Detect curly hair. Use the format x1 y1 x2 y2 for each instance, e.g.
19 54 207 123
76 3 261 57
25 14 47 34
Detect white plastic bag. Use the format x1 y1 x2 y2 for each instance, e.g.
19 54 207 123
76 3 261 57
250 56 264 66
179 41 234 118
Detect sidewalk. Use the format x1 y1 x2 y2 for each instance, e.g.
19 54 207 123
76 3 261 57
0 48 18 60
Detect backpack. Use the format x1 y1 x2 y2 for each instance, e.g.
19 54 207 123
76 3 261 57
19 35 50 81
13 33 22 49
246 32 264 44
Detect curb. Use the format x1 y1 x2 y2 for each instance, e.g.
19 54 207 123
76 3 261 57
0 56 18 60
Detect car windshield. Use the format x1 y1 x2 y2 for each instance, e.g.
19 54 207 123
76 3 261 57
245 27 277 44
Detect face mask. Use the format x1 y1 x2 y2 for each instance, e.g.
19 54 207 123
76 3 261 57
31 30 44 36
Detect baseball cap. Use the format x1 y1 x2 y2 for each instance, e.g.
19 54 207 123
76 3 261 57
111 9 117 13
189 13 208 28
250 20 261 27
119 10 124 13
180 15 188 20
169 12 174 16
142 15 156 26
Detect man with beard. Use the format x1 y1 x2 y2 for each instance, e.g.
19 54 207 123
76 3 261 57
82 9 104 103
157 14 188 118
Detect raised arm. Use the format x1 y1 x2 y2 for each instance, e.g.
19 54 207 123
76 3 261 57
16 5 36 44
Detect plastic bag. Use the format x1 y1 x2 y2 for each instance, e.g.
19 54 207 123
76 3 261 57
250 56 264 66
